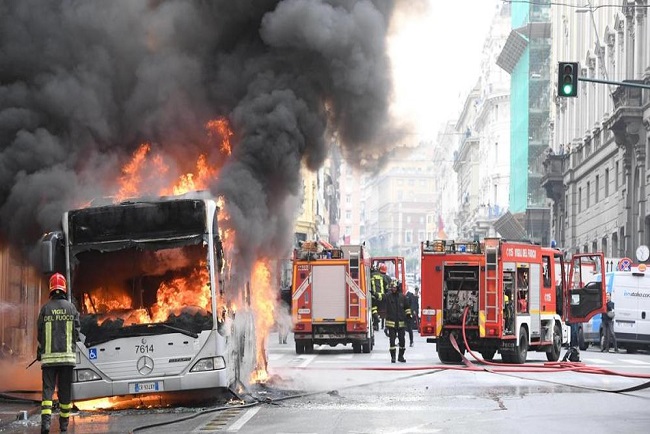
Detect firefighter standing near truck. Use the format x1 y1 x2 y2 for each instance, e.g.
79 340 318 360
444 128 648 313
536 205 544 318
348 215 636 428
37 273 80 434
370 263 390 331
385 279 412 363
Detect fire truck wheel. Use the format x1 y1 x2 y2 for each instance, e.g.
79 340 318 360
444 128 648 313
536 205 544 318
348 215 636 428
546 324 562 362
480 349 496 361
513 327 528 364
362 341 371 353
352 343 362 353
304 342 314 354
437 346 462 364
295 341 305 354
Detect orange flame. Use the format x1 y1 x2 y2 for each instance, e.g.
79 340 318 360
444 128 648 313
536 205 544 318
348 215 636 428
84 263 211 325
206 118 233 156
89 116 278 404
248 260 278 383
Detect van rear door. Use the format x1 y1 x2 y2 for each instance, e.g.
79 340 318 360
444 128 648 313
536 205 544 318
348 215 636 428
633 272 650 345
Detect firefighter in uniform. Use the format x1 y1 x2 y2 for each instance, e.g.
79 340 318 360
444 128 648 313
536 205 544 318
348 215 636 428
385 279 411 363
371 263 391 331
37 273 80 434
369 265 383 331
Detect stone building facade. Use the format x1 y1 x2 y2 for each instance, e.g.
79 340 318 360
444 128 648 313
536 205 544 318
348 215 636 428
543 1 650 259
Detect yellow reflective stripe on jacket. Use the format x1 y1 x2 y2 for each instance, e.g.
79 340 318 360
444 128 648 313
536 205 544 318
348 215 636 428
45 322 52 354
385 320 407 328
41 352 76 364
66 319 72 352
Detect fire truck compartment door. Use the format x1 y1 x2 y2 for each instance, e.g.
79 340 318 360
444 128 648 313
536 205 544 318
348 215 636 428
529 264 541 337
312 264 347 320
566 253 606 323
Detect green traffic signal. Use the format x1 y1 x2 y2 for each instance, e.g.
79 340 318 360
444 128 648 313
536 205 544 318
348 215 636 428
558 61 578 97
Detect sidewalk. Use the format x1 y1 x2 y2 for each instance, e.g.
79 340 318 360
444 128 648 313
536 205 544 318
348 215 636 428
0 393 40 431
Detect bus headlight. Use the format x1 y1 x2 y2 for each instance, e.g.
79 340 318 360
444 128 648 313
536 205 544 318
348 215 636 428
74 369 101 382
190 356 226 372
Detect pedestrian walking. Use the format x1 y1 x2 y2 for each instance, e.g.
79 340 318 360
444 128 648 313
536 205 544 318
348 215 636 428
385 280 412 363
37 273 80 434
601 292 618 352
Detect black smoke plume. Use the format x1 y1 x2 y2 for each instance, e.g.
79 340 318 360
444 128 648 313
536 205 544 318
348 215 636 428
0 0 403 278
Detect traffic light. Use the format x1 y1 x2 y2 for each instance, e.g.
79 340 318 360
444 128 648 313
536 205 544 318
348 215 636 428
558 61 578 97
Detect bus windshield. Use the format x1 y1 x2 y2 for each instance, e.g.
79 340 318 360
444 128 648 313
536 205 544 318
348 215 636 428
74 243 214 347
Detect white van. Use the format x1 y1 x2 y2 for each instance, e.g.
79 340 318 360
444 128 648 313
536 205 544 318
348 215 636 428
581 266 650 352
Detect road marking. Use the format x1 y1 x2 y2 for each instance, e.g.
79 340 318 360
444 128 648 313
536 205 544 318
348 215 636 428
620 359 650 365
226 407 260 432
582 358 614 364
297 354 316 368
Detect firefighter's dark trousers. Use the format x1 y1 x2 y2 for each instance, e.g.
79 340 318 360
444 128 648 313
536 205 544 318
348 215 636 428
388 327 406 362
42 365 73 432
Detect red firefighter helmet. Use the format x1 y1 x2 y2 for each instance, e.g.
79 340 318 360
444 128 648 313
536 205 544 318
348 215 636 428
49 273 67 295
379 263 388 274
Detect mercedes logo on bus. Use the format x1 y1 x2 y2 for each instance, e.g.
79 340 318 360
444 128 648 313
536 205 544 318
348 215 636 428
137 356 154 376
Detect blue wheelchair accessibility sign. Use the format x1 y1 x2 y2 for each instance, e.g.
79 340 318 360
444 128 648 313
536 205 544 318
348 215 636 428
88 348 98 360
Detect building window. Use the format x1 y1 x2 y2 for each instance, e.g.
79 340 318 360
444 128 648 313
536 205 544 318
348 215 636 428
405 230 413 244
406 216 412 223
616 161 619 188
595 175 599 203
605 168 609 197
579 187 582 212
346 194 351 204
586 181 590 208
345 211 352 220
418 230 425 241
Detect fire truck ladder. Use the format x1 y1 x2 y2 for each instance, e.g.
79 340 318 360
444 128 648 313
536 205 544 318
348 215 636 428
347 250 361 318
484 242 499 326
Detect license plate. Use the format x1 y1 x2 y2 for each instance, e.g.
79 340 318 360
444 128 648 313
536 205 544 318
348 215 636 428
129 381 162 393
616 321 634 328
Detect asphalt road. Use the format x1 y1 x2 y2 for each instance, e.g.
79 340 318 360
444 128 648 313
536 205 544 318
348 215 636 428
3 330 650 433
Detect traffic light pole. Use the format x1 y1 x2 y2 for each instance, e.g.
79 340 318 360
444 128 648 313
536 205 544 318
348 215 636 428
579 76 650 90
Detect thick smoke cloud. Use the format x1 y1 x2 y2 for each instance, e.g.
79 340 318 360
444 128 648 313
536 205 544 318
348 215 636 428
0 0 402 275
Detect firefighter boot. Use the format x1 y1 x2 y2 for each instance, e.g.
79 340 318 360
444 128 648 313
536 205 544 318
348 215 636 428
390 349 396 363
60 415 69 432
40 414 51 434
398 348 406 363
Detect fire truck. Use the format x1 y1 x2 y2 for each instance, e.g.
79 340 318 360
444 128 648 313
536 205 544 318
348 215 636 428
291 243 374 354
419 238 606 364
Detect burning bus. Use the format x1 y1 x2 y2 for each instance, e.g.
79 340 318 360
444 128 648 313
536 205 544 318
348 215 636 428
40 192 256 402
